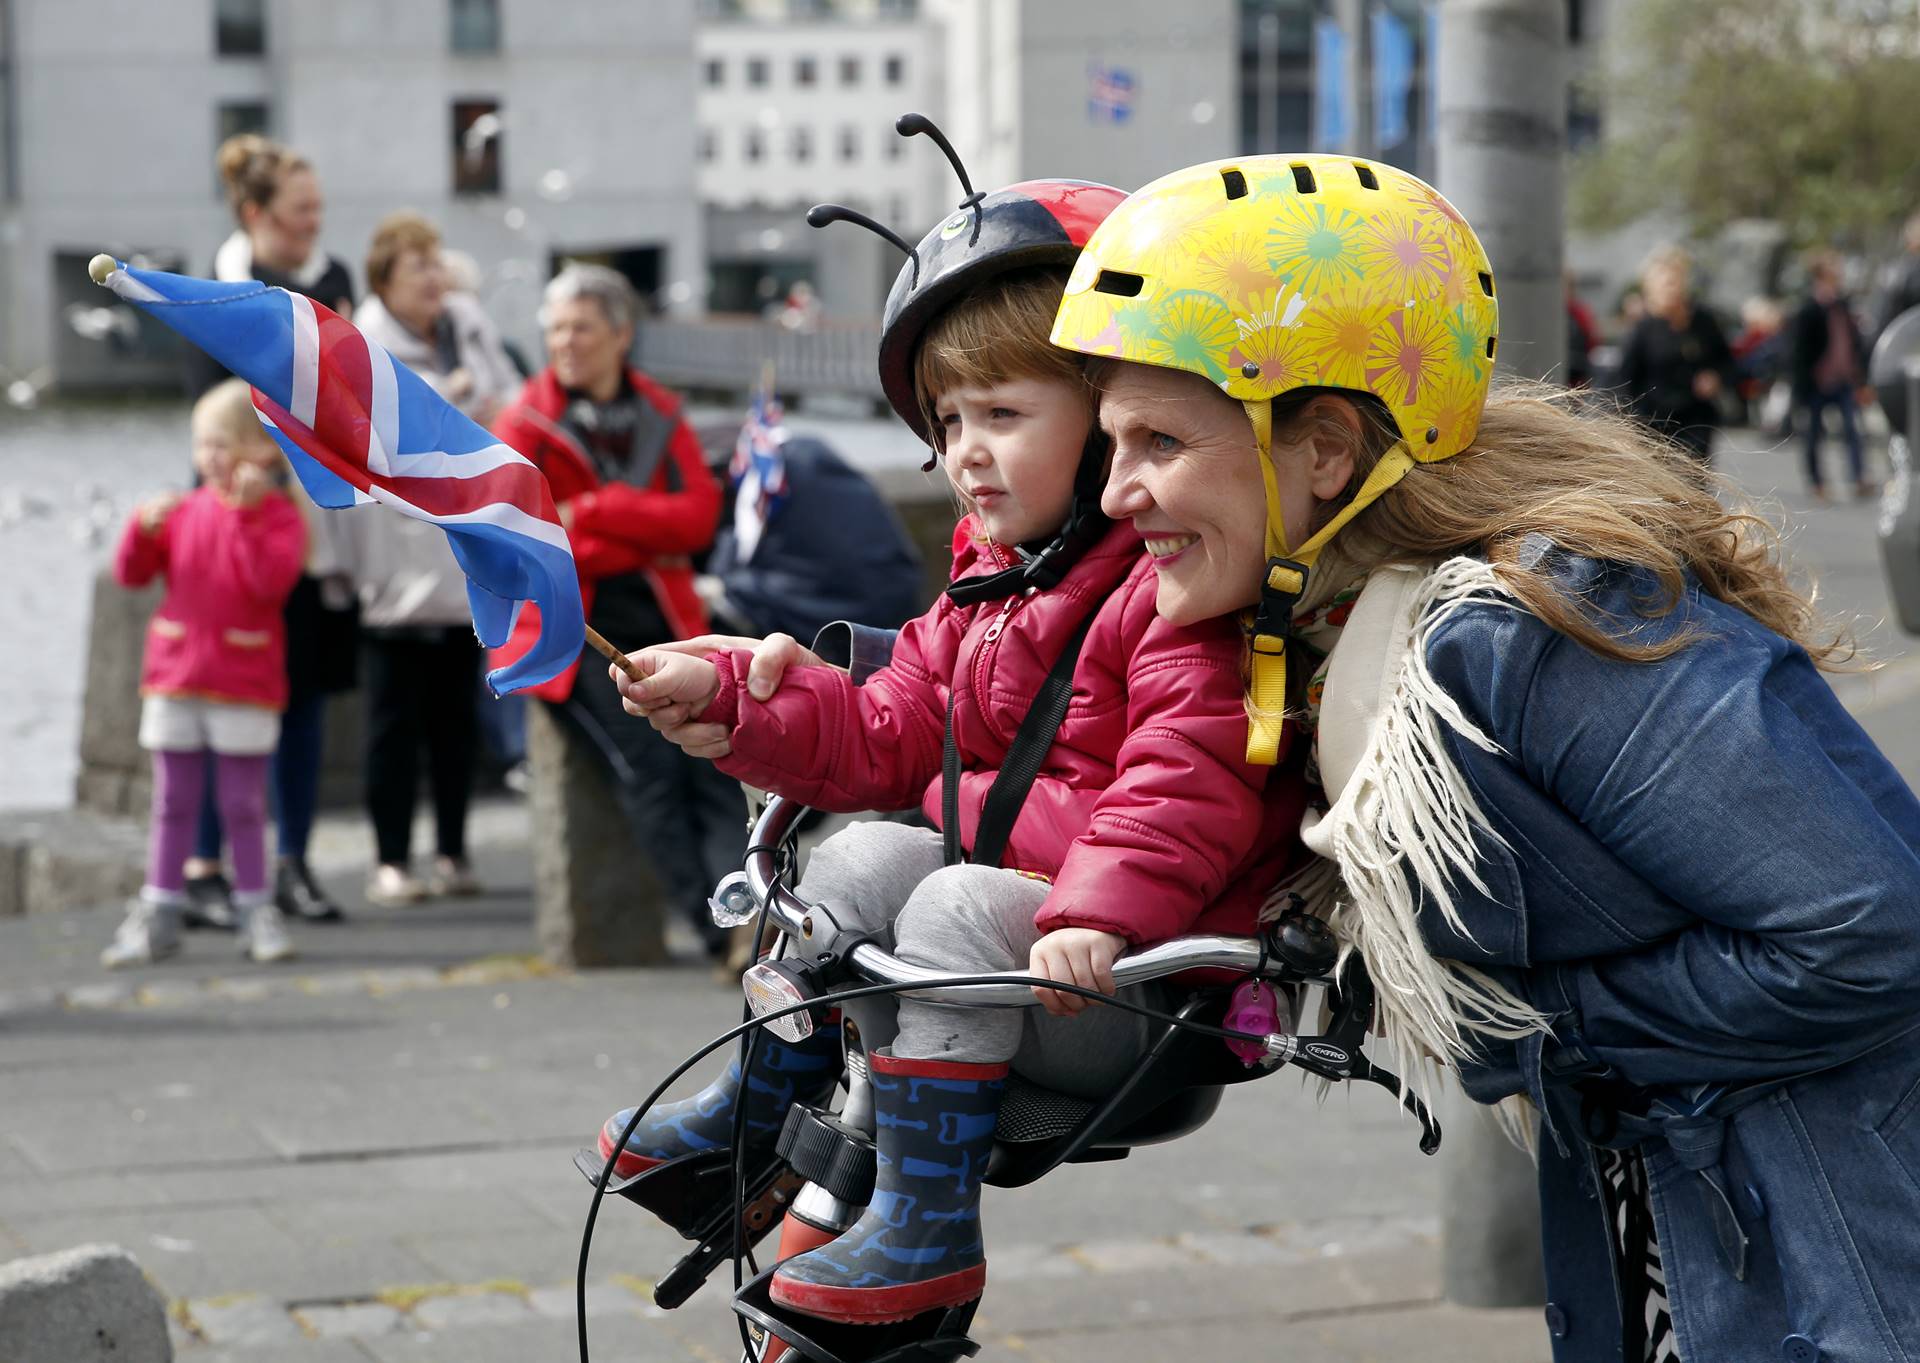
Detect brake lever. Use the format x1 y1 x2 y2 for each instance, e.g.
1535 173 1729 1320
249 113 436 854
1263 952 1443 1156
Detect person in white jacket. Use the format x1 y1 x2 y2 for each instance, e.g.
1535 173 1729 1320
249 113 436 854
343 212 521 904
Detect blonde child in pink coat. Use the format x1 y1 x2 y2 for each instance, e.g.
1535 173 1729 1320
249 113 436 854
103 380 308 968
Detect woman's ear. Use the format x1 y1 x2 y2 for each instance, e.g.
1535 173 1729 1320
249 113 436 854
1301 396 1361 500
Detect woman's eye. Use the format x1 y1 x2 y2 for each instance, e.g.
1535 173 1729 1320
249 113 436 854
1150 432 1179 454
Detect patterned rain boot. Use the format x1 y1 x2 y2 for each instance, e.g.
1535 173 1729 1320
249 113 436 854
770 1051 1006 1324
597 1017 844 1180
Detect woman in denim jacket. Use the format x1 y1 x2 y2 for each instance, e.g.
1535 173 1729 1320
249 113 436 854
691 156 1920 1361
1038 156 1920 1363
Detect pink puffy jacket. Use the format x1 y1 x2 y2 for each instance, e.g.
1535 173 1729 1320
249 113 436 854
114 488 307 711
706 516 1312 944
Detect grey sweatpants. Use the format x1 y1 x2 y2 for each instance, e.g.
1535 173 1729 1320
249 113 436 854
797 821 1164 1099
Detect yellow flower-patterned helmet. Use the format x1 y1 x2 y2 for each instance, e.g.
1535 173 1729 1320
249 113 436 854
1050 154 1498 763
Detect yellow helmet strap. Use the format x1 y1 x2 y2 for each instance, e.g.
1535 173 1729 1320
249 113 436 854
1237 396 1418 766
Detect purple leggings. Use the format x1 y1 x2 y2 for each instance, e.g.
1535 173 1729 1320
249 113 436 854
149 750 270 898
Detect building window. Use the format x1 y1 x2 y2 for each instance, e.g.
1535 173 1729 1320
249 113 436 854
791 126 813 161
883 129 904 160
839 54 861 86
877 0 917 16
747 56 769 87
698 128 718 162
450 0 500 52
795 56 817 86
215 0 266 56
744 129 765 162
839 126 859 162
884 54 905 85
452 99 503 195
705 57 725 86
215 102 270 190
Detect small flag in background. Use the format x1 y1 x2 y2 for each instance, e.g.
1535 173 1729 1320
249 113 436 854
728 383 789 563
87 257 582 695
1087 61 1136 126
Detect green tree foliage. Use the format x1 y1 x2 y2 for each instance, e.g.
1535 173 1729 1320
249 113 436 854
1573 0 1920 246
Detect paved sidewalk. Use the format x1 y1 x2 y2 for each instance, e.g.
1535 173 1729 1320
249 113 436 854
2 426 1911 1363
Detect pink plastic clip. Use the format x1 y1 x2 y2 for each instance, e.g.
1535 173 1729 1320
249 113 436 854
1223 978 1290 1066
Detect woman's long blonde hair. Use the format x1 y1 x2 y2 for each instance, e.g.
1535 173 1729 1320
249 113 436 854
1292 381 1856 670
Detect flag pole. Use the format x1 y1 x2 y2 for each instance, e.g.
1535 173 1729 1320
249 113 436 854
584 625 645 683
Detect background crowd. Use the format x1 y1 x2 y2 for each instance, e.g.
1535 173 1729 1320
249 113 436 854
103 131 922 970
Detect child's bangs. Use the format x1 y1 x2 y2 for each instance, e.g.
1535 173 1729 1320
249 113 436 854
911 268 1085 437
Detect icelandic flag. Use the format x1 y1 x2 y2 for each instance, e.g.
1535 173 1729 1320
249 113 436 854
728 384 789 563
89 258 582 695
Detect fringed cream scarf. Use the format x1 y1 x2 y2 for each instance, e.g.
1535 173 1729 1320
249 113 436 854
1269 558 1551 1147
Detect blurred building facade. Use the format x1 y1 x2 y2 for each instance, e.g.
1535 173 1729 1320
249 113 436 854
0 0 702 392
695 0 946 322
695 0 1242 325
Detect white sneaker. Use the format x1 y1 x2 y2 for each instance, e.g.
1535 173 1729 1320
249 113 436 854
237 900 296 964
367 863 428 906
429 855 482 898
100 897 184 970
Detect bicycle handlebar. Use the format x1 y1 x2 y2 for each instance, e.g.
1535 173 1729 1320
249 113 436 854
738 797 1329 1006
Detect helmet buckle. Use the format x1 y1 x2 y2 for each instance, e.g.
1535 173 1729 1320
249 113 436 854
1247 556 1309 656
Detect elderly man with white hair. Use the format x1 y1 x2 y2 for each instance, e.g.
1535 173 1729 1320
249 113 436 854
490 265 740 956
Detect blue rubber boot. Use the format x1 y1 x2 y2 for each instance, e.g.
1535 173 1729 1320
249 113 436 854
770 1050 1006 1324
598 1018 843 1179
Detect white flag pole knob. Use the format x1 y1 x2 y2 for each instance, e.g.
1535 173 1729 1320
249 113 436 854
87 254 117 285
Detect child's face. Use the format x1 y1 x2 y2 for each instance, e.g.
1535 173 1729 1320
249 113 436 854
192 423 277 492
934 377 1090 546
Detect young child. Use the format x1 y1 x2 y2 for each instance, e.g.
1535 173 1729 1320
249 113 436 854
596 182 1311 1327
102 379 308 969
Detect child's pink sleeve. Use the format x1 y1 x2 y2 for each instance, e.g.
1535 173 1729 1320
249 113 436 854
1036 576 1270 944
113 510 168 588
223 494 308 607
705 599 959 813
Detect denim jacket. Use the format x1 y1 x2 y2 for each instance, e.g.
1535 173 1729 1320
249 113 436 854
1421 547 1920 1363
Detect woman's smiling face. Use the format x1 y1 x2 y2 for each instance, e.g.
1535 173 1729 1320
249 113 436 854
1097 363 1341 626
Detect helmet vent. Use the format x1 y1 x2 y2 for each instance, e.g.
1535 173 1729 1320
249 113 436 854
1353 163 1379 190
1221 168 1249 200
1093 270 1145 298
1477 271 1495 297
1290 164 1317 194
1486 335 1498 360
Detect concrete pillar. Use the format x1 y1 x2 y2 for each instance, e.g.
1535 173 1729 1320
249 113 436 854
525 699 668 968
1433 0 1566 1308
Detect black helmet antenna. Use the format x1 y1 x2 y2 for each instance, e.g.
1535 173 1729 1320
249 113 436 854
804 203 920 290
895 112 985 243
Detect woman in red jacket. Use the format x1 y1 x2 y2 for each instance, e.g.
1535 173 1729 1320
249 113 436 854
490 265 744 954
595 179 1312 1328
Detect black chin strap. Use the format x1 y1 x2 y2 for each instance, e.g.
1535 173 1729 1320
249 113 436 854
944 430 1111 607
